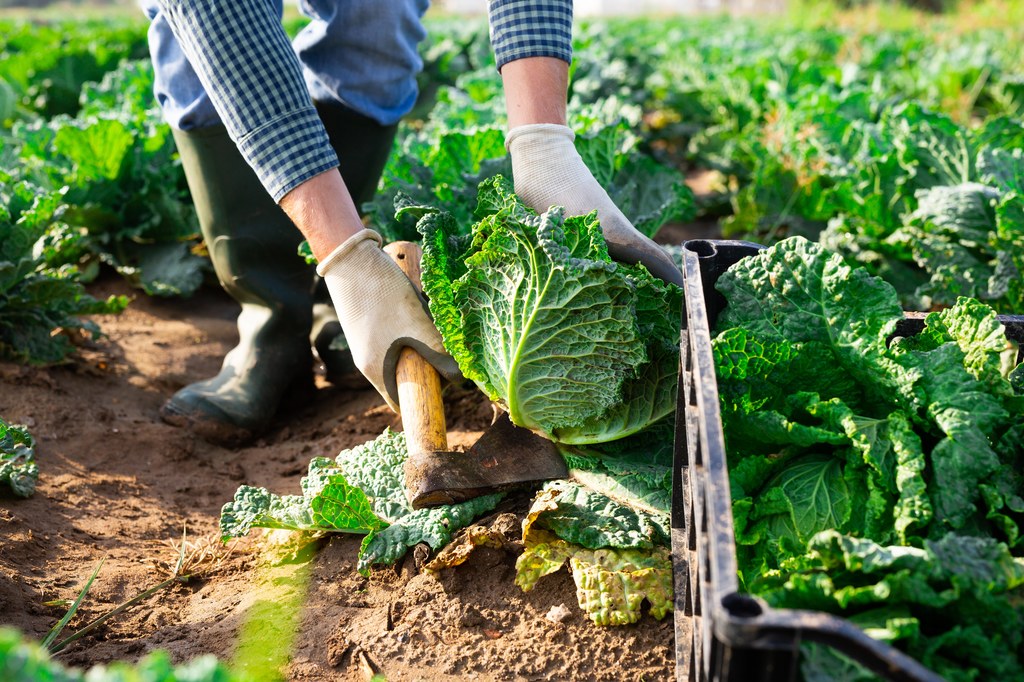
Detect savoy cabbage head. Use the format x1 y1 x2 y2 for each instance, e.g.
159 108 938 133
409 175 682 444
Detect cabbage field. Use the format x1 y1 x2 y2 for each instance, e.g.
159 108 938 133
2 6 1024 681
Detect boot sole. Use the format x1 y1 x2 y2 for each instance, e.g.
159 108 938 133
160 372 316 448
159 401 258 448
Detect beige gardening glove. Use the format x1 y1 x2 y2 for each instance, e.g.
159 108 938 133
507 123 683 287
317 229 461 411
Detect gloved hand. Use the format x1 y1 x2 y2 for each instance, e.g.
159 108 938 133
317 229 461 411
506 123 683 287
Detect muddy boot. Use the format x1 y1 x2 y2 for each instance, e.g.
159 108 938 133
311 101 398 384
161 126 316 447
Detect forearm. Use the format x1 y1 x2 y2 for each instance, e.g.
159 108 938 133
156 0 338 203
501 57 568 128
279 170 363 262
489 0 573 127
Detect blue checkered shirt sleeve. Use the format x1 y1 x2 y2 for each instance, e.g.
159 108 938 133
488 0 574 70
156 0 338 202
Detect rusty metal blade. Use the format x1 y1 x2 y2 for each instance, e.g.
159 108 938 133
404 412 568 509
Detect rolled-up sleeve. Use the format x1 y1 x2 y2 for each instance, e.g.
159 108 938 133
157 0 339 202
488 0 573 70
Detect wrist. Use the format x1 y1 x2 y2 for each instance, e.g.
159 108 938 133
501 57 569 129
279 168 364 262
315 228 383 277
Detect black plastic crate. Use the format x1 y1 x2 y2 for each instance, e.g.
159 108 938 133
670 239 1024 682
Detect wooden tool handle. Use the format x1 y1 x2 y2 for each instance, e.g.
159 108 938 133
383 241 448 456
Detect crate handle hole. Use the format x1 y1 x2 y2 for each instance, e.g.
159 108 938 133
684 240 717 259
722 593 763 618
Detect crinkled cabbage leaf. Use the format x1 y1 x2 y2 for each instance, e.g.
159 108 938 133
412 175 681 444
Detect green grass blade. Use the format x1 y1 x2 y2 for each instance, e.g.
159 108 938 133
49 573 190 654
174 523 187 577
42 558 104 651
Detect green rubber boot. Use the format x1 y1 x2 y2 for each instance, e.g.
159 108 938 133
162 107 397 446
160 125 317 446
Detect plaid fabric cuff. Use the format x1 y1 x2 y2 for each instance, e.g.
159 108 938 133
159 0 338 202
488 0 573 70
237 107 340 202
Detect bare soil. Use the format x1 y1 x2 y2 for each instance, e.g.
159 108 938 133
0 260 683 680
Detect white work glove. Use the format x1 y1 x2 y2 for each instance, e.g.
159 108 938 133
507 123 683 287
317 229 461 411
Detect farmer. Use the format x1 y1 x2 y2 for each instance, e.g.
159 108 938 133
141 0 682 446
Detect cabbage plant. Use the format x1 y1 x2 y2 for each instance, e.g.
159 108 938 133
409 176 682 445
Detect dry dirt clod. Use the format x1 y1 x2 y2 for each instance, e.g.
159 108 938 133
326 631 352 668
544 603 573 624
222 461 245 481
357 649 382 680
412 542 432 569
445 603 484 628
491 512 520 540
